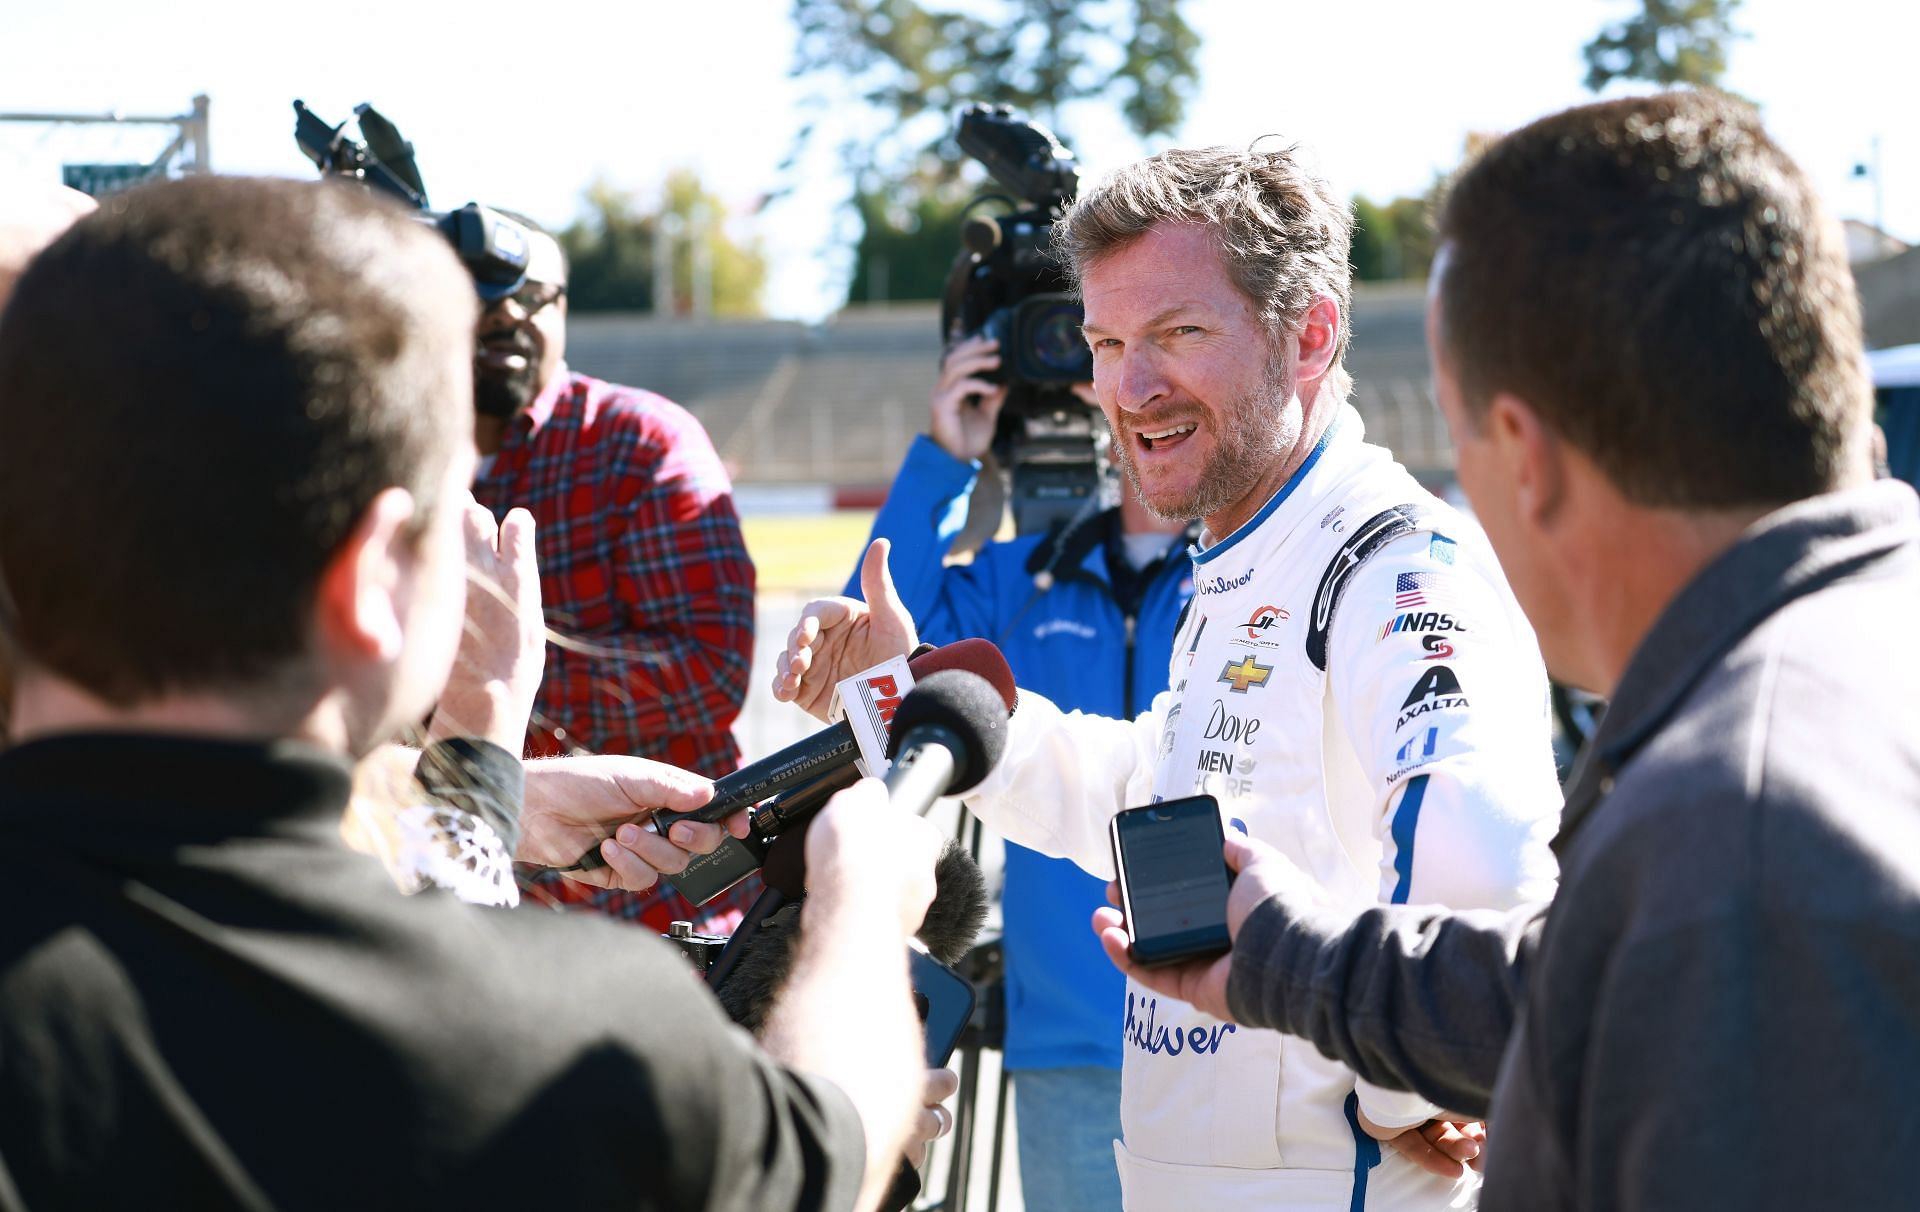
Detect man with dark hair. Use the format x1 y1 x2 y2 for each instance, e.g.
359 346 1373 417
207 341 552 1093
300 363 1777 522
0 175 944 1211
1100 91 1920 1210
465 215 759 932
0 178 95 745
780 143 1564 1209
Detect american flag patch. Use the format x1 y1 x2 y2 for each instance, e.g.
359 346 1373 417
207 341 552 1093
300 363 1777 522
1395 572 1435 608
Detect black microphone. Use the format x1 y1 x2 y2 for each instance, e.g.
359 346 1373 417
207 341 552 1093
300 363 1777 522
709 836 990 1031
882 669 1012 817
559 639 1016 873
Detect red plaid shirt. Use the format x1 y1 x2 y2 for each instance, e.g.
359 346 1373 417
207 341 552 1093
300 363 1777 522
475 368 760 933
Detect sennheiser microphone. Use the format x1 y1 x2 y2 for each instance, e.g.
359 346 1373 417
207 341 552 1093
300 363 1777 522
882 669 1012 817
559 639 1016 873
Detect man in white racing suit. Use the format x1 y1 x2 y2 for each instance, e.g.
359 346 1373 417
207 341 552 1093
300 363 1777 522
776 144 1562 1210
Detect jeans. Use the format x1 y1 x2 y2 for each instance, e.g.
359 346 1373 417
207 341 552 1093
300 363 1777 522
1013 1065 1123 1211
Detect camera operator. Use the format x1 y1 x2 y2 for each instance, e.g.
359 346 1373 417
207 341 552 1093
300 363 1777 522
782 143 1564 1210
846 332 1190 1210
0 175 939 1211
463 216 761 931
1097 91 1920 1212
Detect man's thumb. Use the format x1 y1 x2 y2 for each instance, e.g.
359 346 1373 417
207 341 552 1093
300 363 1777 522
863 538 905 616
1223 832 1263 874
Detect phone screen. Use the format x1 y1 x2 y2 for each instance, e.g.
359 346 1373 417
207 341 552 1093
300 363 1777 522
1109 795 1231 966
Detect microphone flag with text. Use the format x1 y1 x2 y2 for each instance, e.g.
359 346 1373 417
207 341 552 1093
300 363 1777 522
554 639 1017 898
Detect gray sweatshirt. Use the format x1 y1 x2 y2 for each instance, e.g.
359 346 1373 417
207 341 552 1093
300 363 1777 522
1227 482 1920 1211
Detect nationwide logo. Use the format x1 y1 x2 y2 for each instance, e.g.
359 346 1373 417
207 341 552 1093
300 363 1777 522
1197 569 1256 596
1239 604 1290 646
1378 611 1470 640
1420 634 1455 661
1395 726 1438 764
1218 655 1273 694
1395 664 1468 728
1388 726 1439 784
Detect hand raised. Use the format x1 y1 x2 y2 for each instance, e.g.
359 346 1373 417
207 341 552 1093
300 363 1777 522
427 502 544 752
772 538 918 723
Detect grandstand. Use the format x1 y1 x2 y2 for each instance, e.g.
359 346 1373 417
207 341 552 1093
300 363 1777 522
566 282 1452 495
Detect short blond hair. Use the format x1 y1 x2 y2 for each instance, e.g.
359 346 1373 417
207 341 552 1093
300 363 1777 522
1055 144 1354 403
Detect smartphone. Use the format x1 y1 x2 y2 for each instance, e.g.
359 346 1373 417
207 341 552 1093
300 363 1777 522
908 948 975 1066
1108 795 1232 967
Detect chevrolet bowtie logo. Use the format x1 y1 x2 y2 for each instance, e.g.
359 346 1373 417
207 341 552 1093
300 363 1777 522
1219 655 1273 694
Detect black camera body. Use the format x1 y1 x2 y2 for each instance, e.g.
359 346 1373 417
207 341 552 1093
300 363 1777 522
292 100 532 302
942 104 1105 536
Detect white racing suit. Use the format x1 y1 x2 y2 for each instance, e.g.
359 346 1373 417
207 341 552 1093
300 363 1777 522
963 408 1562 1210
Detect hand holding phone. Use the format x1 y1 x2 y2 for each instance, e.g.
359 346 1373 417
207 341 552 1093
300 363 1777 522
1108 795 1233 968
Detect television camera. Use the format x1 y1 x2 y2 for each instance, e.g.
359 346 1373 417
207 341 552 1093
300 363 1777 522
941 104 1104 535
292 100 533 303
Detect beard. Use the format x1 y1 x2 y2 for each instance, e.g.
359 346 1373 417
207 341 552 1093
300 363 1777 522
473 327 542 420
474 364 538 419
1113 358 1294 525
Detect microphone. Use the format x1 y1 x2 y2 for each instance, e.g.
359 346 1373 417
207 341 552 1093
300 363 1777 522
561 639 1016 873
710 835 990 1030
882 669 1012 817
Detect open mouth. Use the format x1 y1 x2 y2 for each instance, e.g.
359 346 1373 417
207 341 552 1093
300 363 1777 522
476 339 534 374
1138 422 1198 452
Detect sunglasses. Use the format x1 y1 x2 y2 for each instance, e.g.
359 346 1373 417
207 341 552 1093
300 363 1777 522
508 281 567 315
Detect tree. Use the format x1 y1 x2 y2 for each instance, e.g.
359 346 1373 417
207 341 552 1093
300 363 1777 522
1582 0 1743 93
1350 191 1440 282
558 171 767 316
789 0 1201 303
845 187 975 304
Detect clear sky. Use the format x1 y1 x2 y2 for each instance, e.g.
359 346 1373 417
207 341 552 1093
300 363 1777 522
3 0 1912 319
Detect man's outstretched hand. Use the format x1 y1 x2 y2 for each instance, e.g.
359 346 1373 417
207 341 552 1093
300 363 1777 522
771 538 919 723
1090 832 1322 1022
516 755 747 892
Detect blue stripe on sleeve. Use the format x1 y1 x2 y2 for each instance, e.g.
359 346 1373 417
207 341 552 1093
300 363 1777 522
1343 1089 1382 1210
1389 774 1431 905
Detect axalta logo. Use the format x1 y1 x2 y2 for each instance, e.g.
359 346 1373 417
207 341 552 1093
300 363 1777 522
1378 611 1470 640
1196 569 1255 596
1395 664 1468 728
1241 604 1290 642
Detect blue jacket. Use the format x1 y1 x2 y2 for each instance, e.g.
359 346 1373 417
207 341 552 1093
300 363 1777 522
848 436 1195 1071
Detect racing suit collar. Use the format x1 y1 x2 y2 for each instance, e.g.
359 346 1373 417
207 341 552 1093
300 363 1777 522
1192 406 1355 565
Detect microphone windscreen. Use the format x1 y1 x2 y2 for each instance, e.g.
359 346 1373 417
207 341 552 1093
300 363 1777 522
908 638 1017 717
710 902 802 1032
919 841 989 966
885 669 1010 794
